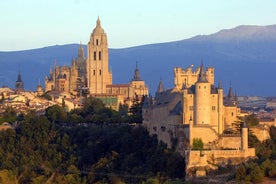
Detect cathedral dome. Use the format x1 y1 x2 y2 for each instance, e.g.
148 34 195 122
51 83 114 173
92 17 105 35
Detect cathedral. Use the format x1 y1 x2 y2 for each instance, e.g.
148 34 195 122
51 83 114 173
45 18 148 109
143 63 255 176
45 44 86 95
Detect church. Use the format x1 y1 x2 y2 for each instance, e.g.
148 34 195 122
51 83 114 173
142 63 255 175
45 18 148 109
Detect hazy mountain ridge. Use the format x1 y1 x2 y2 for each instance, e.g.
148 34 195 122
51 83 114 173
1 25 276 96
189 25 276 42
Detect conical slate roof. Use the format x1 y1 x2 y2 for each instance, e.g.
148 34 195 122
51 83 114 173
197 62 208 83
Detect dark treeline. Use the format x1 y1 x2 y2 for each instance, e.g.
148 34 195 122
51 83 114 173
0 97 185 183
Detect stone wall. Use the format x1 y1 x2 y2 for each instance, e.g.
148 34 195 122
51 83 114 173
224 106 240 128
250 126 270 142
186 148 256 172
218 135 241 149
190 126 218 147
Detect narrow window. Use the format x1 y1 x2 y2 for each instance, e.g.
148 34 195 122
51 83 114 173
96 39 99 45
93 51 96 60
99 69 102 75
93 70 95 75
99 51 102 60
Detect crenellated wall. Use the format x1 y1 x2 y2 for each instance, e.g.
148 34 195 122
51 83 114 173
187 148 256 171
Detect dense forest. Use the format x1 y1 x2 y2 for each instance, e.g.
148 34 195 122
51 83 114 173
0 97 186 184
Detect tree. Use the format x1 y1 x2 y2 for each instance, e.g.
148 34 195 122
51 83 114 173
248 162 264 183
45 105 67 123
192 138 203 150
82 97 105 116
0 106 17 124
235 164 246 182
129 95 145 123
233 114 259 133
118 104 129 123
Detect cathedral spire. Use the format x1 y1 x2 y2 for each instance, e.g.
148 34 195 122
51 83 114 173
16 70 22 82
97 16 101 27
15 70 24 92
78 42 85 58
132 61 141 81
92 16 105 35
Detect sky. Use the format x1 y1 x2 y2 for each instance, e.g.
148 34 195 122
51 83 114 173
1 0 276 51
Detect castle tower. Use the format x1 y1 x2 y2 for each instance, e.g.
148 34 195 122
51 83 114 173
241 122 248 150
194 63 211 125
218 82 224 134
228 82 234 98
15 71 24 92
155 79 165 98
87 17 112 94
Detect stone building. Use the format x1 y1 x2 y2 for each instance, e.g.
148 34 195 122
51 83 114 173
45 43 86 96
87 17 112 95
143 63 255 175
45 17 148 109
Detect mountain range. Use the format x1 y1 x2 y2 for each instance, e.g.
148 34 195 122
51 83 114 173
1 25 276 96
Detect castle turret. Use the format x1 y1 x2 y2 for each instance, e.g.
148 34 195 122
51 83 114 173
218 82 224 134
241 121 248 150
155 80 164 98
194 63 211 125
228 82 234 98
224 83 237 106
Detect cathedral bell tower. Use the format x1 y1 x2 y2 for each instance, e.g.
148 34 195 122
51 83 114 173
87 17 112 95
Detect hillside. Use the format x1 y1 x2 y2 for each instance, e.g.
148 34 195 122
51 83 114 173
1 25 276 96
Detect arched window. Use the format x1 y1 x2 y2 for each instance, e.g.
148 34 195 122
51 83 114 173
93 51 96 60
99 51 102 60
96 39 99 45
99 69 102 75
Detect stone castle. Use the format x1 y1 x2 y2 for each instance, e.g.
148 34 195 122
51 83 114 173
44 17 255 174
45 18 148 109
143 63 255 175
